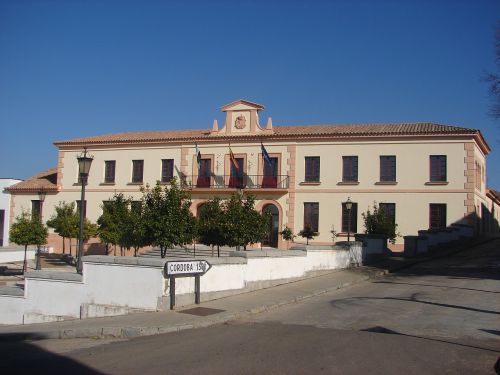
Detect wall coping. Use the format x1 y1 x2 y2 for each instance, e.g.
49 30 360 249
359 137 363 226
291 243 359 251
83 255 166 268
354 233 388 239
83 255 247 267
230 249 306 258
25 270 83 282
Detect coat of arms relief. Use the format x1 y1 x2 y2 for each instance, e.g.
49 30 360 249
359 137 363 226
234 114 247 129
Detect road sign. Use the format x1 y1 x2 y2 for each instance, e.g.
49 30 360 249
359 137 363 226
165 260 211 276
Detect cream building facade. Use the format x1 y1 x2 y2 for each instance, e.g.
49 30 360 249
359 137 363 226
7 100 498 252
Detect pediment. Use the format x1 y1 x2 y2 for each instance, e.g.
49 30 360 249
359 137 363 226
221 99 265 112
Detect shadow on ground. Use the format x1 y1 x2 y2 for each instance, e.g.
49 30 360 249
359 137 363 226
0 333 103 374
368 237 500 281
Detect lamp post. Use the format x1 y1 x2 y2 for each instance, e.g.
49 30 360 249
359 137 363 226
346 197 353 243
76 148 93 274
35 190 46 270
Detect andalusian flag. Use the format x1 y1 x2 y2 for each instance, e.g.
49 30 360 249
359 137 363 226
195 142 201 168
229 146 239 170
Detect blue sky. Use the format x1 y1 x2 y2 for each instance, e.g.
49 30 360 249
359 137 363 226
1 0 499 188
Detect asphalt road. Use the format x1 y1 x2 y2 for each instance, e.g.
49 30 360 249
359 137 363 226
1 240 499 374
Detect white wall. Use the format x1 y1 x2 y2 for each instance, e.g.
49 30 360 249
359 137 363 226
0 248 36 263
0 179 23 246
0 247 360 325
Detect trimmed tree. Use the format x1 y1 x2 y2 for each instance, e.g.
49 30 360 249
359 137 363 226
280 225 296 247
121 200 149 257
198 197 226 257
10 210 48 273
221 192 269 251
46 202 79 255
97 194 130 255
298 225 318 245
142 179 194 258
362 203 399 244
243 195 270 250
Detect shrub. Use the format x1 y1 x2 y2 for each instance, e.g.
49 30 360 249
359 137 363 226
362 203 399 244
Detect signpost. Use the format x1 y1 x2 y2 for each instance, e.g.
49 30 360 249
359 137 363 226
164 260 212 310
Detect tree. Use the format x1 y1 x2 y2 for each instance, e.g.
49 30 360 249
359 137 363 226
330 225 338 244
280 225 296 247
485 24 500 121
362 202 399 244
243 195 270 250
221 192 269 251
298 225 318 245
46 202 79 255
280 225 295 241
142 179 194 258
97 202 121 255
198 198 226 257
121 200 149 257
10 210 48 273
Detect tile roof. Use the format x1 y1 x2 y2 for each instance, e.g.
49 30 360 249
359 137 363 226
6 168 58 192
54 122 482 147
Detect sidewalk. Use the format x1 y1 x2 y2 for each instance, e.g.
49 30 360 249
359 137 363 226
0 236 495 341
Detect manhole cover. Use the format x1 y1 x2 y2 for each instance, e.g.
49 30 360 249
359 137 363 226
178 307 225 316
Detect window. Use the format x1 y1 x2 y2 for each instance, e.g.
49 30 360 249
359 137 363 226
342 202 358 233
262 157 278 188
31 200 41 220
342 156 358 182
379 203 396 225
475 161 482 190
303 202 319 232
104 161 116 183
132 160 144 183
429 204 446 229
161 159 174 183
229 158 245 188
379 156 396 182
76 200 87 217
429 155 447 182
197 158 212 188
305 157 320 182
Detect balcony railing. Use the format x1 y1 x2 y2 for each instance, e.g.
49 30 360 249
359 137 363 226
181 175 289 190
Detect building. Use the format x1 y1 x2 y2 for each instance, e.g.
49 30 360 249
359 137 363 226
6 99 498 252
0 178 23 246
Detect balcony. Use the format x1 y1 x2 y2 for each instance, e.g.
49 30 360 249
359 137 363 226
181 175 289 191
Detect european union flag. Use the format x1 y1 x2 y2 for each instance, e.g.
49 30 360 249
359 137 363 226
261 142 272 166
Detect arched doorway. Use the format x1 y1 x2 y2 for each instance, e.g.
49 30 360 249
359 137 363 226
263 204 279 247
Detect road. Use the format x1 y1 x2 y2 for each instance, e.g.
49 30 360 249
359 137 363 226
1 240 499 374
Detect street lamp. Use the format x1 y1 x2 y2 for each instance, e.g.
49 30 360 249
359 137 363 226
346 197 353 243
76 148 93 274
35 189 46 270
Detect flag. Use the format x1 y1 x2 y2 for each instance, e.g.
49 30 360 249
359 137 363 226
261 142 272 166
229 146 239 171
195 143 201 168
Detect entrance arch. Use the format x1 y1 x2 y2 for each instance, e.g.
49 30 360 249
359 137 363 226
262 203 279 247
